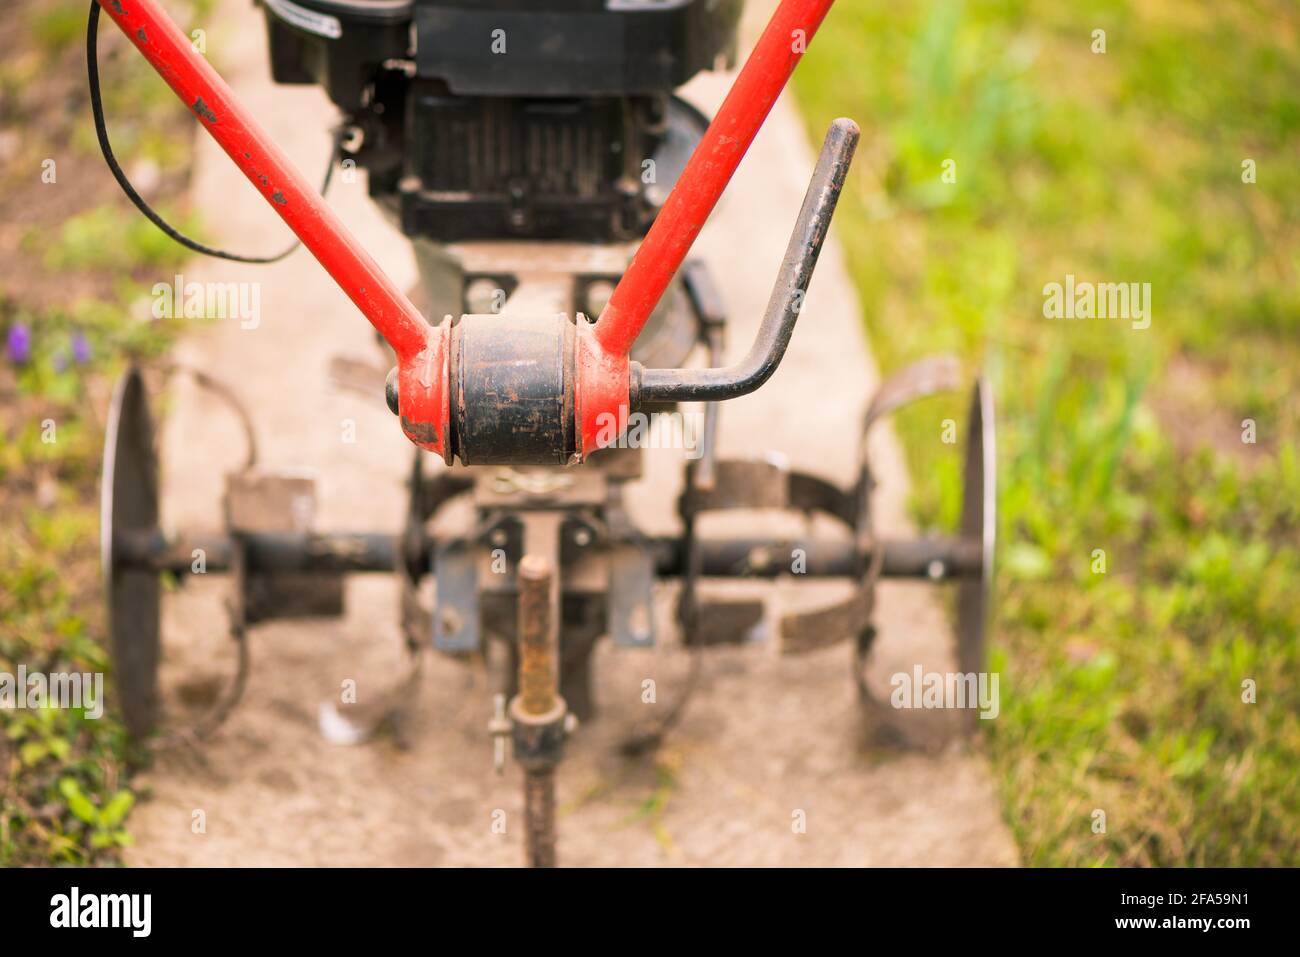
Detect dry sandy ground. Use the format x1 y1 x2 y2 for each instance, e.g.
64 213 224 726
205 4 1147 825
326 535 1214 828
125 0 1017 867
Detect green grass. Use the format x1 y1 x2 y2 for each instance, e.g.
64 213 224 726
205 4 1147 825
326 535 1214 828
28 7 85 56
1 295 181 866
33 204 202 273
1 0 213 865
793 0 1299 865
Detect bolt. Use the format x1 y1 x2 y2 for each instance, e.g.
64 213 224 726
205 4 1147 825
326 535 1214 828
927 559 946 581
384 367 399 415
572 527 593 547
487 693 510 775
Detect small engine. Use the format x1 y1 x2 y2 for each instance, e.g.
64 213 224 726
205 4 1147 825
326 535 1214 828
261 0 743 242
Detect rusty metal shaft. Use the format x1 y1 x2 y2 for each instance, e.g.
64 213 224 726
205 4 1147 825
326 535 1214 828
524 769 557 869
514 550 562 867
517 554 557 717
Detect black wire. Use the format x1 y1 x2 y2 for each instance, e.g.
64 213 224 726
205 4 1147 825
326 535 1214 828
87 1 341 264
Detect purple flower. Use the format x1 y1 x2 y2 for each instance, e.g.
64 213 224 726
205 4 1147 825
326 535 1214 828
71 332 91 365
53 351 68 373
6 323 31 365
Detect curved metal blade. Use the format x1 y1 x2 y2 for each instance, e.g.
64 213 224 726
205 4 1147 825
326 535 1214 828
101 367 161 736
861 354 964 435
956 377 996 678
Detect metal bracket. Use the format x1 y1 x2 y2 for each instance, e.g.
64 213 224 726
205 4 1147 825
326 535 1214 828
433 536 480 653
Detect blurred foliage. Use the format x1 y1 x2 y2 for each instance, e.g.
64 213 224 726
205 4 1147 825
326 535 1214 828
1 0 212 865
794 0 1299 865
33 205 204 273
0 288 181 866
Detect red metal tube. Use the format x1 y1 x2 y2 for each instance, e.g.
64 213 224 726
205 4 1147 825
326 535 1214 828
592 0 837 358
95 0 450 458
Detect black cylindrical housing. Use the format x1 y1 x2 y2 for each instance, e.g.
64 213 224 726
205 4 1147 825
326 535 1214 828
452 313 575 465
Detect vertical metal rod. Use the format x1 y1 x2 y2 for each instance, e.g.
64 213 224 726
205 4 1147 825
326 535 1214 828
523 769 556 870
692 325 726 492
517 555 557 718
516 549 560 868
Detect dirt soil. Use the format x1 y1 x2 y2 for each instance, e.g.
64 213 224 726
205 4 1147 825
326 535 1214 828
124 0 1018 867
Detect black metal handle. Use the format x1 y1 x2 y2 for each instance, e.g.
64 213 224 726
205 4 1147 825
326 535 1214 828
632 117 860 405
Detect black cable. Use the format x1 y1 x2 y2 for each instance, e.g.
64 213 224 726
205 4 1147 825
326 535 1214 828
87 1 341 264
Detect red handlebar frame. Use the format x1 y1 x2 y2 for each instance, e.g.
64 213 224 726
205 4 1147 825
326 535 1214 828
96 0 836 461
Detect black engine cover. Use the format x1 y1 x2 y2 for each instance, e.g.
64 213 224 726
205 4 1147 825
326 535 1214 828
414 0 742 97
262 0 739 242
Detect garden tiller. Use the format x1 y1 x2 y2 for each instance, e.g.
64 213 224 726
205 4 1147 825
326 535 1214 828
96 0 995 866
